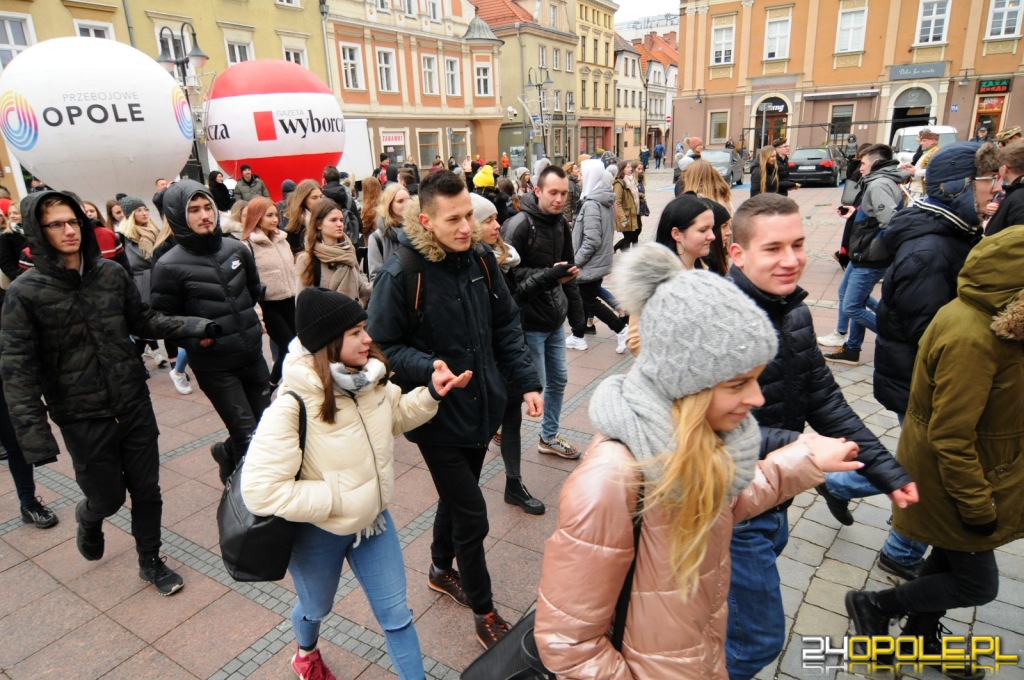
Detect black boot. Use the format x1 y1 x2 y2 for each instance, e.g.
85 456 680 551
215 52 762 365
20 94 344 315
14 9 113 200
901 613 986 680
845 590 897 664
504 477 546 515
211 442 235 484
817 483 854 526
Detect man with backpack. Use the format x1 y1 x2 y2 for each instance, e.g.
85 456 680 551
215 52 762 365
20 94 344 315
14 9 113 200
367 170 541 649
501 165 587 459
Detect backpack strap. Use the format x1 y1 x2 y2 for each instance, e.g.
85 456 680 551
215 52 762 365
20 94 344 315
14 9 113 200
281 391 307 481
611 483 644 652
312 257 322 288
397 244 425 332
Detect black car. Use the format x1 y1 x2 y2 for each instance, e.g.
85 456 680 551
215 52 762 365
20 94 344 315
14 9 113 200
787 146 847 186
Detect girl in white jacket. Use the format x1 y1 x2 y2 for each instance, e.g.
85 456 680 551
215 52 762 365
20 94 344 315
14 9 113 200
241 287 471 680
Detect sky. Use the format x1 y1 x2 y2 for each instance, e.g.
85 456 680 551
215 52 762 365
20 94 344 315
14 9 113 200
614 0 679 24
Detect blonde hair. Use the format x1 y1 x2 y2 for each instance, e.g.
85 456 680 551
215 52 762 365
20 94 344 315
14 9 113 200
757 146 777 195
119 211 158 258
641 390 734 597
683 160 732 209
377 184 409 233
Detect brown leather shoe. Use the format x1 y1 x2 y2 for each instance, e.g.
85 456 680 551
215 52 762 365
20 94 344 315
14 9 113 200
474 610 511 650
428 564 470 608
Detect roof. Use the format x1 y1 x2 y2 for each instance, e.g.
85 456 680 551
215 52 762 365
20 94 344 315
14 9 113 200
463 15 504 42
470 0 534 26
632 31 678 72
614 32 639 55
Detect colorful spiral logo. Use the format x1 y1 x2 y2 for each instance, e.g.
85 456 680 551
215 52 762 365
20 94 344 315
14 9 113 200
0 91 38 152
172 87 193 140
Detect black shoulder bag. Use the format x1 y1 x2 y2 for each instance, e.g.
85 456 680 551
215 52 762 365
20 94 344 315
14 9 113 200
461 485 645 680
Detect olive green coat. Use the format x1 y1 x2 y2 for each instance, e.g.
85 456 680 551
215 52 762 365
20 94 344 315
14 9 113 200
612 178 638 233
892 225 1024 552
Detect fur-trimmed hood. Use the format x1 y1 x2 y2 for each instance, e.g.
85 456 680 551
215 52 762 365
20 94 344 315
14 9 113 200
956 225 1024 340
399 196 482 263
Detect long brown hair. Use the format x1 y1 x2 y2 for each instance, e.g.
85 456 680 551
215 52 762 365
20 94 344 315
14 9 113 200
241 197 273 241
284 179 322 234
299 198 349 287
683 160 732 208
309 338 390 424
757 146 777 195
360 176 382 240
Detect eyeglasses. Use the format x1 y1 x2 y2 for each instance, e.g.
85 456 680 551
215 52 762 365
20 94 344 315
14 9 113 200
974 176 1000 188
42 219 83 231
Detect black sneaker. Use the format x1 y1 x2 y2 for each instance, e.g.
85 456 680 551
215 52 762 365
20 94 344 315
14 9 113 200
824 344 861 365
428 564 470 608
583 323 597 335
211 442 234 485
474 610 511 650
504 477 546 515
75 500 104 561
21 497 59 529
816 484 854 526
877 551 922 581
139 555 184 596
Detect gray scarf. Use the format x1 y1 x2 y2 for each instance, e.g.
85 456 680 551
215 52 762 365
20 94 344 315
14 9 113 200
329 357 386 395
589 371 761 497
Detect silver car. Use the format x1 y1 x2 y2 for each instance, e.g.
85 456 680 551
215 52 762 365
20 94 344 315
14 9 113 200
701 148 746 186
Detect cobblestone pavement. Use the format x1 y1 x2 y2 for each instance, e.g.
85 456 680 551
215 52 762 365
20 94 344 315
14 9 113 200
0 171 1021 679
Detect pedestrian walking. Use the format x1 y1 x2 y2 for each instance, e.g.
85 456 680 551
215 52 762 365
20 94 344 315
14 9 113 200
367 184 411 281
653 141 665 169
612 161 641 252
283 180 324 254
234 164 271 201
655 193 717 270
297 199 372 307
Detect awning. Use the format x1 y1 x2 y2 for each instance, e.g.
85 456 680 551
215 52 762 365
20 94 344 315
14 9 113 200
803 89 880 100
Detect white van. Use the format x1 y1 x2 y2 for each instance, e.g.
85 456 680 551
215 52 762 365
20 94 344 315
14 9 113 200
890 125 958 166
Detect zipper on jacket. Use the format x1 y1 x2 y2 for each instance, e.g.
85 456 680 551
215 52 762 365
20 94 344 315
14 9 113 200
346 394 385 515
209 252 246 334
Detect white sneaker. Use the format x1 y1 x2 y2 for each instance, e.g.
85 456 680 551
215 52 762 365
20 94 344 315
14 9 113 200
565 334 588 351
152 349 170 368
817 331 848 347
169 369 192 395
615 324 630 354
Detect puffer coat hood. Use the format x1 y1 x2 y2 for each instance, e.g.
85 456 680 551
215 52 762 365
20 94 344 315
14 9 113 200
21 191 100 278
162 180 223 255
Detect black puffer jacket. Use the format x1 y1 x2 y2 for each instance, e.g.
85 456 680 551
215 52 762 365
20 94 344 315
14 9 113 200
874 202 983 414
501 193 585 333
366 222 540 448
150 181 264 373
0 192 215 465
728 267 911 493
321 180 350 211
984 175 1024 236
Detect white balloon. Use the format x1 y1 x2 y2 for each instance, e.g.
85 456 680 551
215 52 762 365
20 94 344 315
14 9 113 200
0 37 193 205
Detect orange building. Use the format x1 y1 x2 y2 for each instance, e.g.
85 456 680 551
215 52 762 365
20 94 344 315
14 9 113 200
674 0 1024 151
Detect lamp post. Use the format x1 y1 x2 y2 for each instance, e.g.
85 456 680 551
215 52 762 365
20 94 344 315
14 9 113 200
526 66 554 159
156 23 209 182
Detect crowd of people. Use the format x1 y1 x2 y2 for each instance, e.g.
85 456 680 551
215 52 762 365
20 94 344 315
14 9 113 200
0 122 1022 680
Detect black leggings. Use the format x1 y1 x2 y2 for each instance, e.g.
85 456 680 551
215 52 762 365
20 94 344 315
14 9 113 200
499 393 523 479
614 226 641 251
260 297 297 385
573 278 625 338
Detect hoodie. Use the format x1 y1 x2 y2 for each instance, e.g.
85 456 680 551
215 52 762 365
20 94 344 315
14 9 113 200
0 191 215 464
150 181 264 371
574 160 616 283
848 159 908 267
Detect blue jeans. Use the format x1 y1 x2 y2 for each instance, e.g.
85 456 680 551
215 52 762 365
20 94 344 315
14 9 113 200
835 265 878 334
175 348 189 373
840 265 886 351
524 329 568 442
288 512 425 679
727 508 789 680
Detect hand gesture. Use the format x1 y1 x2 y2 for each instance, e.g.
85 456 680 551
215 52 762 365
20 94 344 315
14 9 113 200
523 391 543 418
887 482 919 509
431 360 472 397
199 338 215 348
553 262 579 285
798 432 861 472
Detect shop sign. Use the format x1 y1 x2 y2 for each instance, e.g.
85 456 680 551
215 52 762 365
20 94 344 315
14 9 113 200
381 131 405 145
978 96 1005 114
978 79 1012 95
889 62 945 80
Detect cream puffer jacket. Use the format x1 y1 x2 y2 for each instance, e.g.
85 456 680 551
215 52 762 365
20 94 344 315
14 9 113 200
535 435 824 679
240 345 439 536
246 228 297 301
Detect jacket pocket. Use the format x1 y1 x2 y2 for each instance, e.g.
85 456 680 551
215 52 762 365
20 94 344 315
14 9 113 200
985 450 1024 543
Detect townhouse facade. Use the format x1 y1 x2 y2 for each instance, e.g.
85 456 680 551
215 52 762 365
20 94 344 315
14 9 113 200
674 0 1024 154
631 30 678 152
613 34 644 160
472 0 579 170
576 0 619 154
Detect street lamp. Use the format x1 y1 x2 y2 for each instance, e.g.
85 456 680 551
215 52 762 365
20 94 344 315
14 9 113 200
526 66 554 159
156 23 208 182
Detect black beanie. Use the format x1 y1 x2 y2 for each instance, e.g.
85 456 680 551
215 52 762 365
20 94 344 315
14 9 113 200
295 288 367 353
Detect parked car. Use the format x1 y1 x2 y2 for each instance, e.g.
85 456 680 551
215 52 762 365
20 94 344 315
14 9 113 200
701 148 746 185
787 146 847 186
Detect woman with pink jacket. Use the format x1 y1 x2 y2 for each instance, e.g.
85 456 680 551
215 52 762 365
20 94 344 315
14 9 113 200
535 243 862 678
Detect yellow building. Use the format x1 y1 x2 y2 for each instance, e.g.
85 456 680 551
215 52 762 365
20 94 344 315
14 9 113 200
0 0 328 200
577 0 619 154
675 0 1024 152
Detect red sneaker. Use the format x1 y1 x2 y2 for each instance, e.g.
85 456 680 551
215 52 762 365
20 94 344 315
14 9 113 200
291 647 336 680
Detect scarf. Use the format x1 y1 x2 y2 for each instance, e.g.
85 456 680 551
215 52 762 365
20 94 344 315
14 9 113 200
589 371 761 498
313 239 358 268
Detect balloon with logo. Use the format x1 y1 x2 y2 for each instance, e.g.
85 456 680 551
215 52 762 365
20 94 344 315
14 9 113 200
0 37 193 205
205 60 346 202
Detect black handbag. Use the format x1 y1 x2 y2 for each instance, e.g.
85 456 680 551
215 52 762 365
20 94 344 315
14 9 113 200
217 390 306 582
462 486 645 680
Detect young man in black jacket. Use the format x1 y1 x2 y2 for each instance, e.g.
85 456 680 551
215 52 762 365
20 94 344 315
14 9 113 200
984 140 1024 236
723 194 918 680
367 171 541 650
0 191 220 595
150 181 270 483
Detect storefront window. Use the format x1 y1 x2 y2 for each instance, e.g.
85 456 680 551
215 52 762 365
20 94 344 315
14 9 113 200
419 131 439 167
450 130 468 161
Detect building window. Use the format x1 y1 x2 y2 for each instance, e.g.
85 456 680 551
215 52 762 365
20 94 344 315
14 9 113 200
566 52 574 72
836 8 867 52
592 38 598 63
567 91 575 112
76 22 113 39
764 17 790 59
427 0 440 21
581 126 602 154
377 0 389 11
419 131 439 167
712 24 734 64
445 57 460 96
830 104 854 140
581 86 586 108
988 0 1022 37
552 48 560 70
0 15 30 69
604 42 610 66
917 0 950 44
422 55 438 95
709 112 729 144
276 0 299 5
550 5 558 29
404 0 416 16
539 45 547 68
159 31 186 62
474 65 491 96
341 44 363 89
284 47 305 66
450 130 467 160
554 90 561 110
593 81 598 108
377 49 397 92
604 83 610 110
634 128 641 146
227 42 251 65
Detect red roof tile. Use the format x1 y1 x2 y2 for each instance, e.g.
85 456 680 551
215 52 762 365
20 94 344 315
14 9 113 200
470 0 534 25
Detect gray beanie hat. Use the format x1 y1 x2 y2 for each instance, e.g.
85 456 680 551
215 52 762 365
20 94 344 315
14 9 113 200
470 192 497 225
117 193 146 216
